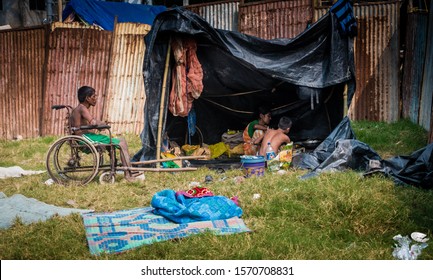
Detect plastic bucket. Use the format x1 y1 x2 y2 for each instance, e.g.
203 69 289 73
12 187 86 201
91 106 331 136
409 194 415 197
240 156 265 177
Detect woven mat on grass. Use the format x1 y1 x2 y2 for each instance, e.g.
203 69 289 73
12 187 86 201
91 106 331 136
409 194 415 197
82 207 250 255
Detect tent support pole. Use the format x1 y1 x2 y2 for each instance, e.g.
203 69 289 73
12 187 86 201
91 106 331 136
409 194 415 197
156 38 171 162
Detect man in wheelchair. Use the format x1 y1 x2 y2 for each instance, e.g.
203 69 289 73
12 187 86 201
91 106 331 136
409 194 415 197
70 86 139 182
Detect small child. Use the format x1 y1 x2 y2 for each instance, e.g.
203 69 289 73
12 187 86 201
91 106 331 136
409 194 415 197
259 116 292 156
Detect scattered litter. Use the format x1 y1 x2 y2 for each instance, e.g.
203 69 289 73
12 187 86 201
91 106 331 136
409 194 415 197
216 168 225 174
277 170 288 175
392 234 428 260
0 166 45 179
253 193 261 200
411 232 429 243
233 176 245 184
67 200 78 207
204 175 213 183
44 178 54 185
188 181 201 188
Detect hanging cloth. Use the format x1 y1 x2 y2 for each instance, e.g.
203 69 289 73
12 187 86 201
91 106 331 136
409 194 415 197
187 107 197 144
169 36 204 117
330 0 358 38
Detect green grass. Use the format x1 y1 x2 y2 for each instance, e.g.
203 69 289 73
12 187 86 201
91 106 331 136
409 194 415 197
351 119 428 158
0 119 432 260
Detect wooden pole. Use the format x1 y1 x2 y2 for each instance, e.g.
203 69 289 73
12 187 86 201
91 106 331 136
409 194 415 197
118 167 198 172
131 155 207 165
58 0 63 22
156 38 172 161
102 16 118 123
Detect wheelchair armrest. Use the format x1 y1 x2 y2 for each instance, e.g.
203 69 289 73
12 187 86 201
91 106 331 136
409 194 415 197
79 124 111 131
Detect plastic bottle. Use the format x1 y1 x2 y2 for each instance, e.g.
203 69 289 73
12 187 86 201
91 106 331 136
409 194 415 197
265 142 276 161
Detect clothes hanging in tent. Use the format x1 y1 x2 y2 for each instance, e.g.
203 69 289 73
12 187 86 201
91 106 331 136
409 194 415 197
169 36 204 117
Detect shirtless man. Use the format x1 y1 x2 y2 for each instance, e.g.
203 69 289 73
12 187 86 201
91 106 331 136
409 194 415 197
70 86 137 182
259 116 292 156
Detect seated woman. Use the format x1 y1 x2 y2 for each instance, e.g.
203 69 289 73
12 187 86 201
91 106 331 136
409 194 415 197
243 106 272 155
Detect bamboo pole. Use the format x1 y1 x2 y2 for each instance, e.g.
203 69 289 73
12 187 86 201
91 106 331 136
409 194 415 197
58 0 63 22
118 167 198 172
156 38 172 162
131 155 207 165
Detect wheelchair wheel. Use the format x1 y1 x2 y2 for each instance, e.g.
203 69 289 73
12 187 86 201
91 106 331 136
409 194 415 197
99 172 116 184
46 135 100 185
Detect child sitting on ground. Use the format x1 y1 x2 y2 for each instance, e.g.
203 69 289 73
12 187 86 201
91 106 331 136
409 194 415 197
259 116 292 156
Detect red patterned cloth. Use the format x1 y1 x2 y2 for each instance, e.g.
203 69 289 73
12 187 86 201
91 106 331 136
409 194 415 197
176 186 214 198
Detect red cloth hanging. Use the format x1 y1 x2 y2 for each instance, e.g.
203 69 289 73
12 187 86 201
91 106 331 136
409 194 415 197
169 37 203 117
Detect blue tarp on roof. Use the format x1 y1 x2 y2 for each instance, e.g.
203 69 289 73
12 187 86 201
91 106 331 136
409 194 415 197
63 0 167 31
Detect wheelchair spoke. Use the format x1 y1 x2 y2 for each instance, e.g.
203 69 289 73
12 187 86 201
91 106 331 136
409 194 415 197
46 136 100 185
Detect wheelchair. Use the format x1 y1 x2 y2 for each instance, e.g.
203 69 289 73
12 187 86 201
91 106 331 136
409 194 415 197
46 105 121 185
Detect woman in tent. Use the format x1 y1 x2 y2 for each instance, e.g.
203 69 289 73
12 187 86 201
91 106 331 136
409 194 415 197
243 106 272 155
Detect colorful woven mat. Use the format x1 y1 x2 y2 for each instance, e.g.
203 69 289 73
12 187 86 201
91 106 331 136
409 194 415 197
82 207 251 255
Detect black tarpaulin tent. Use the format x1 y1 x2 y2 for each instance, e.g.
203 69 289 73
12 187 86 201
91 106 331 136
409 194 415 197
133 7 356 161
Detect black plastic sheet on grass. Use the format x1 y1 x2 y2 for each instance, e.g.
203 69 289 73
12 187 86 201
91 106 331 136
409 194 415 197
294 117 433 189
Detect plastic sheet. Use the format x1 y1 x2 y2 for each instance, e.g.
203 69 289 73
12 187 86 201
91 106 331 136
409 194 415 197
295 117 433 189
392 234 428 260
135 7 356 161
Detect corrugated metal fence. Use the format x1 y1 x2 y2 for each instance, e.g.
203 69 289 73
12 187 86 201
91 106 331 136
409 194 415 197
0 27 46 139
239 0 313 39
425 0 433 143
42 26 112 136
1 1 432 141
187 0 240 31
402 0 433 138
316 1 400 123
0 22 150 140
102 23 149 135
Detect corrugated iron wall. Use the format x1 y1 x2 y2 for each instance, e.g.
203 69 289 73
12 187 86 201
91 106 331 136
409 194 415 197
0 27 46 139
0 22 150 139
423 0 433 143
351 2 400 122
239 0 313 39
102 23 150 135
401 12 429 125
187 0 240 31
315 1 400 122
42 27 113 136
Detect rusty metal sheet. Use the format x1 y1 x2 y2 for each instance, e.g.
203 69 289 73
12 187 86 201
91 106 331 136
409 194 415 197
316 1 400 122
0 27 46 140
102 23 151 135
187 0 240 31
419 0 433 133
42 27 113 136
239 0 313 39
401 12 429 124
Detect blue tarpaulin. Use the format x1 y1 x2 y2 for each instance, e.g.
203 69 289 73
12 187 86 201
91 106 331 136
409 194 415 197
62 0 166 31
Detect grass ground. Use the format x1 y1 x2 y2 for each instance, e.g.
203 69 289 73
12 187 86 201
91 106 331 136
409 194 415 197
0 119 432 260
